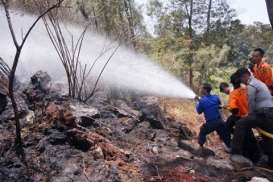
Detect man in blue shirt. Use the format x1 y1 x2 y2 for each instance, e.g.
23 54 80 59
196 83 231 150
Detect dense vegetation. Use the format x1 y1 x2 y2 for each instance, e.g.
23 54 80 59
10 0 273 92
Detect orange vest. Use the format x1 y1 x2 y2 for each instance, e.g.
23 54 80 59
253 61 273 93
227 87 248 117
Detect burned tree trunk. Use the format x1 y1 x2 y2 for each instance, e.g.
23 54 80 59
265 0 273 30
1 0 64 156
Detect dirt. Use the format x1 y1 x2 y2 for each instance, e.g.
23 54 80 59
0 72 273 182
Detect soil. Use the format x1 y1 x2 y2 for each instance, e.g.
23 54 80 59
0 72 273 182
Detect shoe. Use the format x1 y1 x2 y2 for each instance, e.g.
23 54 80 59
255 155 268 167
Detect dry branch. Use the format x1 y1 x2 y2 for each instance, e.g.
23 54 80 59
84 44 120 102
1 0 64 155
39 4 121 102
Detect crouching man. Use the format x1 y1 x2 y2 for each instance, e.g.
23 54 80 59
195 83 231 151
232 68 273 167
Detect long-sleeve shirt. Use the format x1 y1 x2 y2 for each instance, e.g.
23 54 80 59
247 76 273 113
252 61 273 93
196 95 221 123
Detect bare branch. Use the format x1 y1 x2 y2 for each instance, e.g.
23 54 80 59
1 0 19 49
1 0 64 156
84 44 120 102
20 0 64 49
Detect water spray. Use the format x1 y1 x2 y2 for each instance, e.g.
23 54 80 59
0 9 196 99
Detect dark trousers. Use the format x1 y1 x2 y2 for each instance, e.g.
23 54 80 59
242 129 261 162
226 115 260 162
260 137 273 167
226 115 241 134
232 108 273 163
198 119 230 147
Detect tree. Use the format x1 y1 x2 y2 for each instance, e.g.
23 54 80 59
265 0 273 30
9 0 146 47
76 0 145 46
1 0 63 156
206 0 212 33
146 0 237 90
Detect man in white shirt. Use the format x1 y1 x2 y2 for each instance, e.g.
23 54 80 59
232 68 273 166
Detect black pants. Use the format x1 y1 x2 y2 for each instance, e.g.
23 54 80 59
227 115 260 162
242 129 261 163
198 119 230 147
226 115 241 134
232 108 273 163
260 137 273 167
0 93 7 114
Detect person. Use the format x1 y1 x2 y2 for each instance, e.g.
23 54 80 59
195 83 231 151
250 48 273 94
225 73 248 134
219 82 231 95
232 68 273 166
227 72 260 162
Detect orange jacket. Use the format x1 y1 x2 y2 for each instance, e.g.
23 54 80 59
227 87 248 117
252 61 273 93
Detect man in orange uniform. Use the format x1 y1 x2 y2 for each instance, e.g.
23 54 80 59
226 81 248 134
250 48 273 94
227 72 261 162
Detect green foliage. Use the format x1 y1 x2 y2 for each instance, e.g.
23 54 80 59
10 0 147 46
144 0 273 91
9 0 273 92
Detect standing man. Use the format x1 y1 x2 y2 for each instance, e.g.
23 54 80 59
232 68 273 166
250 48 273 94
196 83 231 151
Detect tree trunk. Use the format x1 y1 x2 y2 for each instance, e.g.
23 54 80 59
206 0 212 33
124 0 136 47
265 0 273 30
101 1 111 36
91 6 98 32
188 0 194 89
204 0 212 43
9 51 23 155
2 0 64 158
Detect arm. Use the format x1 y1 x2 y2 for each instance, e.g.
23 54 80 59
196 100 203 114
230 108 239 115
248 85 256 113
261 65 273 87
218 96 222 106
216 96 224 109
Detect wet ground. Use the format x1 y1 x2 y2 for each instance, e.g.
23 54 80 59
0 73 272 182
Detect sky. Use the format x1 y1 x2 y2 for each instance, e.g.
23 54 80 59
228 0 269 25
137 0 270 27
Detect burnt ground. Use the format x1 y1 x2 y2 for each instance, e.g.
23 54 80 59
0 72 273 182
